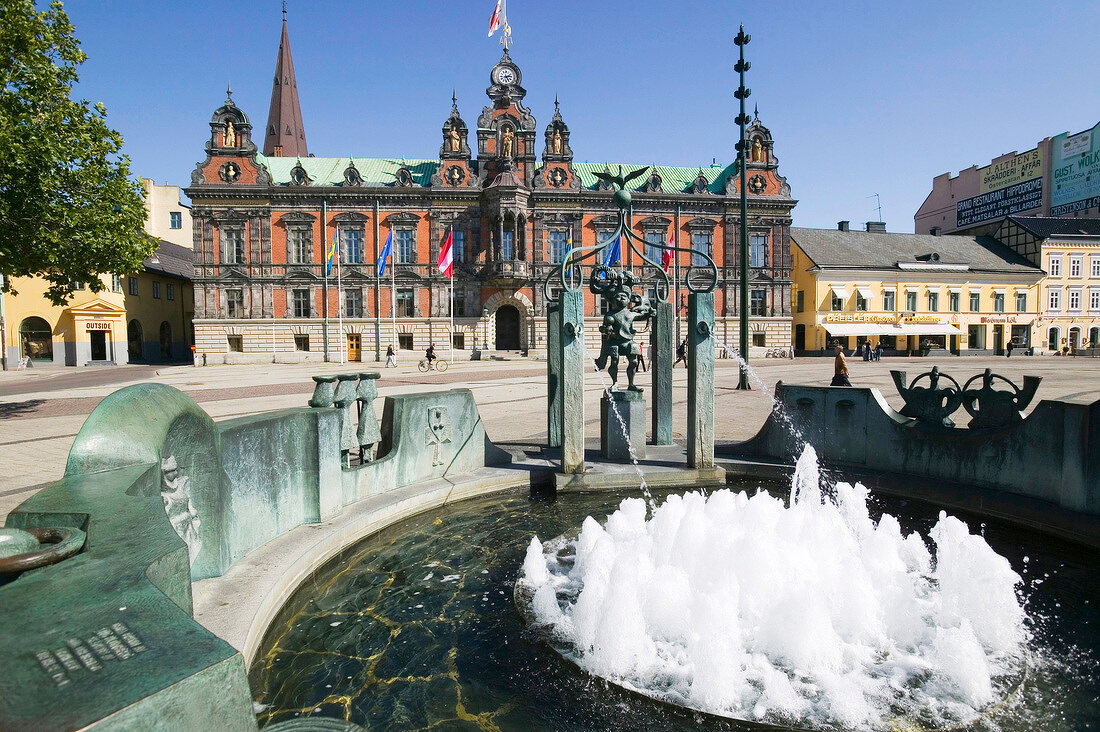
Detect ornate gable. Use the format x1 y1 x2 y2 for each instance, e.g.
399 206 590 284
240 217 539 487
191 87 272 187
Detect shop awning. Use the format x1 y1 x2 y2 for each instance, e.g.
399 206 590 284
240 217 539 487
822 323 881 336
887 323 964 335
948 287 962 294
829 286 849 299
856 287 873 298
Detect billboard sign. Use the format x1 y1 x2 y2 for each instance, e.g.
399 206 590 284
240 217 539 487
979 149 1043 194
1051 121 1100 216
956 177 1043 227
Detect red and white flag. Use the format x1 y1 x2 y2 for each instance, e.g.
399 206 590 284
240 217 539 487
488 0 505 37
438 228 454 278
662 236 675 272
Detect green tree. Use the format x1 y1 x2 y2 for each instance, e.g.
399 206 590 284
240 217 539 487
0 0 154 305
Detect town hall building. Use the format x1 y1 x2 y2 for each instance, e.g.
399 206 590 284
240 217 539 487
185 14 797 363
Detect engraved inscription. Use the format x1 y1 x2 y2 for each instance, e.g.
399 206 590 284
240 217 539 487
35 621 147 687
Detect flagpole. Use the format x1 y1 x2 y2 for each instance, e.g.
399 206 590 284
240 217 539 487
336 225 344 364
322 200 330 362
373 200 381 361
449 229 455 364
391 228 396 362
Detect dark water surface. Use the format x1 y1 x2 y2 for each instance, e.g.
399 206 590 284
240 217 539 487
249 481 1099 731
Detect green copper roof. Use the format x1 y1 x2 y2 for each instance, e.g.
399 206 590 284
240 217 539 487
256 155 736 193
573 162 734 194
257 155 438 186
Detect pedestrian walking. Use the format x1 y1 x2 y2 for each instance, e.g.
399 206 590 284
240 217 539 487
874 342 883 361
674 339 687 367
1007 340 1015 358
862 341 871 361
637 348 647 372
385 344 397 367
830 341 852 387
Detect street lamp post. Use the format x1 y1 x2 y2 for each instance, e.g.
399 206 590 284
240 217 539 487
735 26 752 390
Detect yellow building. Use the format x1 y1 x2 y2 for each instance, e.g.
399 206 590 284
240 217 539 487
991 216 1100 353
1 242 194 367
791 223 1043 355
0 181 195 369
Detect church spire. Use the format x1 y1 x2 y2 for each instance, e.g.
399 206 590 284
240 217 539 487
263 5 308 157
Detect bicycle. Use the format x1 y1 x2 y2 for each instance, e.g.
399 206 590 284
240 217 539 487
417 359 449 373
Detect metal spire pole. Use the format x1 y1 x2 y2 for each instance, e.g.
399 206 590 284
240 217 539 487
734 26 752 390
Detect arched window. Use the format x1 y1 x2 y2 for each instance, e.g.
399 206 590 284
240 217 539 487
1047 327 1060 350
19 317 53 360
128 319 144 361
159 321 172 358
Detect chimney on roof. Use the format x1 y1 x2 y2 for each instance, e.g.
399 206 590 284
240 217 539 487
837 221 849 231
865 221 887 233
930 226 942 236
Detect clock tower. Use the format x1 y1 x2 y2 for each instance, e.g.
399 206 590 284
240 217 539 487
477 49 537 187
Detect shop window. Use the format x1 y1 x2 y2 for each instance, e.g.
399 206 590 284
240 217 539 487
883 291 896 311
993 293 1005 312
1047 327 1059 349
227 335 243 352
19 317 53 360
294 335 309 351
293 288 311 318
968 325 986 350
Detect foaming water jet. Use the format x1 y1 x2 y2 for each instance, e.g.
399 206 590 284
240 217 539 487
517 445 1029 730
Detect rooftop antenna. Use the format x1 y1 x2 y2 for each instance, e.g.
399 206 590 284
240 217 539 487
868 192 883 221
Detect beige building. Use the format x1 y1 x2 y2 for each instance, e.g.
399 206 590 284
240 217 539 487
141 178 193 248
791 223 1043 356
915 120 1100 236
0 181 194 368
992 216 1100 352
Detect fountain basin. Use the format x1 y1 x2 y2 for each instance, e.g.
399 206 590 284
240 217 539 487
249 481 1099 731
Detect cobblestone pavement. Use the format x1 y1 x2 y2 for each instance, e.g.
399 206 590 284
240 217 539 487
2 354 1099 523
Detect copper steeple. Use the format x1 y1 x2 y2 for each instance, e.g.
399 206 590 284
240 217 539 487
263 4 308 157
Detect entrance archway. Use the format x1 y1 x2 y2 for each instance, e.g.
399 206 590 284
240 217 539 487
128 319 144 361
494 305 521 350
19 317 52 361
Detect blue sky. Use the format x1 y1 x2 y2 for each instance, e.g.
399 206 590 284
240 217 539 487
64 0 1099 231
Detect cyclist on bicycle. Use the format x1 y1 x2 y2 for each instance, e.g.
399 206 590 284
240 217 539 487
425 343 437 366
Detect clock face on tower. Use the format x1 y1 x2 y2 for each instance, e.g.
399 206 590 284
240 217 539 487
494 66 516 85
